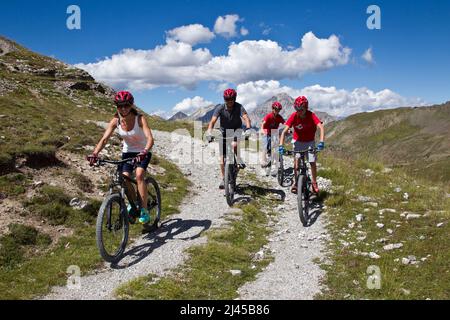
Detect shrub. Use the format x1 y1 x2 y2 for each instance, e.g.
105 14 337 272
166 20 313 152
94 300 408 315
0 236 24 269
8 223 38 246
71 172 94 193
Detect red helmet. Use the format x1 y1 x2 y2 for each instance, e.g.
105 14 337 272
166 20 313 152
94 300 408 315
115 91 134 106
294 96 308 111
223 88 237 99
272 101 283 110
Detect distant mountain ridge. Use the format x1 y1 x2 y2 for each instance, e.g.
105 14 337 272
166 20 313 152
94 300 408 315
326 102 450 182
168 111 188 121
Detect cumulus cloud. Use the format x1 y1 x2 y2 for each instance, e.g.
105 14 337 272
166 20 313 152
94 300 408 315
214 14 241 38
235 80 425 117
173 96 214 115
75 40 212 90
362 47 374 64
201 32 351 84
150 109 172 119
240 27 249 36
76 32 351 90
166 24 215 46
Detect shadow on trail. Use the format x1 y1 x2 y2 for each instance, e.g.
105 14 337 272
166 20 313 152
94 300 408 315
110 218 212 269
303 191 329 228
232 183 287 205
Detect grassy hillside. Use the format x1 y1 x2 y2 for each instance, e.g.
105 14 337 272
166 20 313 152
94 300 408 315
0 36 192 299
326 103 450 182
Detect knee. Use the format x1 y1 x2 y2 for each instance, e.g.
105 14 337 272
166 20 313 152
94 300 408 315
136 171 145 182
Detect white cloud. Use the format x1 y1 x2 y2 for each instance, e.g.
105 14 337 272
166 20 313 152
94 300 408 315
240 27 249 36
214 14 241 38
76 32 351 90
173 96 214 115
75 40 212 90
201 32 351 84
362 47 374 64
235 80 425 117
166 24 215 46
150 109 172 119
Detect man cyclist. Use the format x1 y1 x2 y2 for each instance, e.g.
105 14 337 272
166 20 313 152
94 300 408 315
87 91 154 224
260 101 285 175
206 88 252 189
279 96 325 194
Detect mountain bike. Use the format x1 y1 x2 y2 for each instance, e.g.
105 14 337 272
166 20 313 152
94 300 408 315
209 133 248 207
93 157 161 263
278 147 319 226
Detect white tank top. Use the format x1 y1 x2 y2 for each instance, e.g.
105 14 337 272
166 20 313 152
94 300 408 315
117 115 147 153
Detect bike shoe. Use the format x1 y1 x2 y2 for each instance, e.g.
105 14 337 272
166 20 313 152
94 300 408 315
139 208 151 224
219 180 225 189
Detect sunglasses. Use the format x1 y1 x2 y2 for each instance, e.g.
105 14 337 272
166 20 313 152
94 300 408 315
224 98 235 102
273 108 281 112
116 104 132 109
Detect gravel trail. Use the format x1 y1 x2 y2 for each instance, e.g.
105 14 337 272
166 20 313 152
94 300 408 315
43 131 328 300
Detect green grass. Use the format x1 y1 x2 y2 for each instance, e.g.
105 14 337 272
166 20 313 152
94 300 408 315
115 172 281 300
316 151 450 300
0 173 29 197
0 155 190 299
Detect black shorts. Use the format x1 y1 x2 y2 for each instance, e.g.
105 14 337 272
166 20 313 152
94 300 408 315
119 152 152 173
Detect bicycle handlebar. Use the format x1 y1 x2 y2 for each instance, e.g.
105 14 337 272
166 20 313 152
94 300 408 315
95 157 137 166
283 147 319 156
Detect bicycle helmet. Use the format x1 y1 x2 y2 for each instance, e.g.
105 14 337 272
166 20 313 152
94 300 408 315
223 88 237 100
272 101 283 110
294 96 308 111
115 91 134 106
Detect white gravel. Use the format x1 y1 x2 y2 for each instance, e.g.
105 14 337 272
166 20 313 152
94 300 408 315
237 155 328 300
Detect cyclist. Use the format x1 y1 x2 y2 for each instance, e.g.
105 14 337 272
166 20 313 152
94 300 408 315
206 88 252 189
279 96 325 194
87 91 154 224
260 101 285 172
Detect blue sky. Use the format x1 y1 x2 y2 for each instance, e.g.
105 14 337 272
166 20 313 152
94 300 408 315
1 0 450 117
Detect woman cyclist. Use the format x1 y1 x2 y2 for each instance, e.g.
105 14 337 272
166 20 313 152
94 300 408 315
87 91 154 224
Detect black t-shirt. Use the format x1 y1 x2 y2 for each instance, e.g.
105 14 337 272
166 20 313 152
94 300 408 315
213 102 247 132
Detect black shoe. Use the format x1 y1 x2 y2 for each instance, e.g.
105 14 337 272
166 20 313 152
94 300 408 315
219 180 225 189
238 162 246 170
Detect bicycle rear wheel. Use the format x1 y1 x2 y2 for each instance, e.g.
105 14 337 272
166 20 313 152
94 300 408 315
224 163 235 207
96 193 129 263
145 177 161 228
297 175 310 227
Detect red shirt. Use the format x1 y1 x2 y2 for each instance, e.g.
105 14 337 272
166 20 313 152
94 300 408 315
285 111 321 142
262 113 285 135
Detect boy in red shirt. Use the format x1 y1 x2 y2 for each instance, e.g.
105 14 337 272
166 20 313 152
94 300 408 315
260 101 285 173
279 96 325 194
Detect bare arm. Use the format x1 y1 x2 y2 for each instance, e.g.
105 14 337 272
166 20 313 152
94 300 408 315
93 118 117 156
242 113 251 129
317 122 325 142
139 115 154 151
207 116 218 134
279 125 291 146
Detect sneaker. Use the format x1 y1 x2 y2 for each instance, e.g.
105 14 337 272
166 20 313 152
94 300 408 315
139 208 151 224
219 180 225 189
312 182 320 194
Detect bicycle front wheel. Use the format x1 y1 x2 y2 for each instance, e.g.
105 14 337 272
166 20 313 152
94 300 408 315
277 155 284 186
297 175 310 227
145 177 162 228
224 163 235 207
96 193 129 263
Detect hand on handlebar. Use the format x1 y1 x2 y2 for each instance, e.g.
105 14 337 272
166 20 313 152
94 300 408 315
243 128 251 141
136 149 148 162
317 141 325 151
86 153 99 166
278 145 285 155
